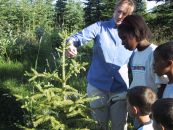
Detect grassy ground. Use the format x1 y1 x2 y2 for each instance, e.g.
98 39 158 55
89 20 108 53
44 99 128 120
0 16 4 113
0 61 30 129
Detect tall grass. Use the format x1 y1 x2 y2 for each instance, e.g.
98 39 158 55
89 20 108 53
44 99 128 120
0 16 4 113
0 61 25 81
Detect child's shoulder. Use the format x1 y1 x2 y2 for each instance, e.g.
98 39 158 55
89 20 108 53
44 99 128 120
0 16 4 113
149 43 157 50
136 43 156 54
137 120 154 130
144 43 157 53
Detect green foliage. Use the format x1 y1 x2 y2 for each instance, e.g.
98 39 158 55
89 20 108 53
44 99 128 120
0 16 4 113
134 0 147 15
0 79 29 130
0 38 12 61
84 0 117 25
0 0 57 70
0 0 172 129
64 0 85 32
54 0 67 28
84 0 147 26
84 0 104 25
145 3 173 44
0 60 25 81
101 0 117 19
16 31 98 130
2 79 31 96
0 0 54 38
55 0 85 32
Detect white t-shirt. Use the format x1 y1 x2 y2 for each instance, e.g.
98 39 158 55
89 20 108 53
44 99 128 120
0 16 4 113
138 120 154 130
162 83 173 98
130 44 163 92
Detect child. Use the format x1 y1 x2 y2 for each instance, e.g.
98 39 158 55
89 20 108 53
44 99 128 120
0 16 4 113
118 15 168 129
127 86 157 130
118 15 168 92
152 98 173 130
154 42 173 98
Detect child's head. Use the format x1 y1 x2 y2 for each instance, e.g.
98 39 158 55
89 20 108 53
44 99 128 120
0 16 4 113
154 41 173 83
118 15 152 50
152 98 173 130
127 86 157 117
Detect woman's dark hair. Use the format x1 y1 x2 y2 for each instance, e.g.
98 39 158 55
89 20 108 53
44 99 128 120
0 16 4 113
118 15 152 41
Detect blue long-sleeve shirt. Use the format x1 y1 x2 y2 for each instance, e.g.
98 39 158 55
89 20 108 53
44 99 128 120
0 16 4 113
68 19 133 93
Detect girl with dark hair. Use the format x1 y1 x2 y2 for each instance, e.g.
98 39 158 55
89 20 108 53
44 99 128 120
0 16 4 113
118 15 168 129
118 15 167 92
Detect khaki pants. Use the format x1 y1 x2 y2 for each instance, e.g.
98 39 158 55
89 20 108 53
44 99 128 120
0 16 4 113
87 83 127 130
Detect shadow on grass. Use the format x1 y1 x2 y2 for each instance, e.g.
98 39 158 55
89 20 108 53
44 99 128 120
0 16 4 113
0 87 27 130
0 62 30 129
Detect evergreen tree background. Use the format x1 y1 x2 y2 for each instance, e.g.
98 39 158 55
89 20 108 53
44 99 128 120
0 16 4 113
82 0 147 26
83 0 116 26
55 0 84 32
134 0 147 15
0 0 172 129
146 2 173 43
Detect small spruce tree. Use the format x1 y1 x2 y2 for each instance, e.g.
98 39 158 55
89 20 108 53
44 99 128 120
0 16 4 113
16 31 98 130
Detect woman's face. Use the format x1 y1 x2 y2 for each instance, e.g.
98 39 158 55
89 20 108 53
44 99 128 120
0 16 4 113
113 3 133 26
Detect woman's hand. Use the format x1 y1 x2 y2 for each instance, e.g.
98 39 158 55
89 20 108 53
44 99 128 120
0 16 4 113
65 43 77 58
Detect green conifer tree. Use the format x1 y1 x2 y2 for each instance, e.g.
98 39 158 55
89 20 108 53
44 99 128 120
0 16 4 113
16 31 98 130
55 0 84 32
